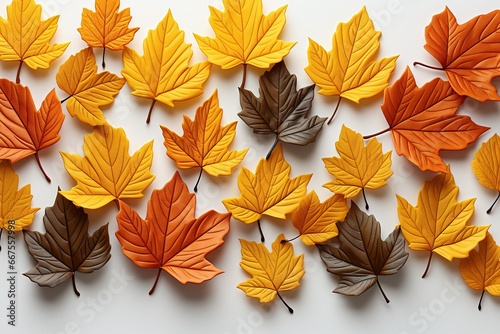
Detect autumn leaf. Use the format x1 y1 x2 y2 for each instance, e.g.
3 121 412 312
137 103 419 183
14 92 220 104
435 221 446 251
222 144 311 242
24 190 111 296
238 60 326 159
60 123 155 210
323 125 392 210
161 90 248 192
56 47 125 126
471 133 500 214
285 191 348 246
238 233 304 313
0 78 65 182
115 171 230 294
415 7 500 101
122 10 211 124
0 160 39 244
305 6 398 123
317 203 408 303
0 0 70 83
78 0 139 68
397 172 490 278
460 232 500 310
194 0 295 88
364 67 488 173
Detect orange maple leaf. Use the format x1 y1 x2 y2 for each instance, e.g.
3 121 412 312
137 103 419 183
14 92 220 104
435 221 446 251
0 78 64 182
116 172 231 294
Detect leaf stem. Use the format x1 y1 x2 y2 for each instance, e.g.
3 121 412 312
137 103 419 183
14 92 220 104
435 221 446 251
276 291 294 314
376 280 390 303
146 100 157 124
362 188 369 210
281 235 300 244
413 61 444 71
35 152 51 183
102 47 106 69
478 290 485 311
114 199 120 210
327 97 342 125
0 229 3 251
149 268 162 295
193 168 203 193
16 61 23 84
487 192 500 214
60 96 70 104
72 274 80 297
266 137 280 160
422 251 433 278
363 127 390 140
240 63 248 89
257 219 265 242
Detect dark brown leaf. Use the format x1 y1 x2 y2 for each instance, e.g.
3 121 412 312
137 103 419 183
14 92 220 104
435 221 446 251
238 60 326 159
23 190 111 296
317 202 408 302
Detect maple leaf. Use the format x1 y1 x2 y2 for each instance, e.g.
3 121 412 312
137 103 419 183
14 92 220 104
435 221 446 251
115 171 230 294
364 67 488 173
286 191 348 246
78 0 139 68
122 10 211 124
305 6 398 124
0 0 70 83
194 0 295 88
0 78 65 183
415 7 500 101
56 47 125 126
24 190 111 296
317 203 408 303
60 123 155 210
471 133 500 214
238 60 326 159
397 172 490 278
238 233 304 313
161 90 248 192
323 125 392 210
460 232 500 311
0 160 39 242
222 144 311 242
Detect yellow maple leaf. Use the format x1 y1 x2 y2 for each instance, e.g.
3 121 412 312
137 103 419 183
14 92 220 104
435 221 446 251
56 47 125 126
397 172 490 278
161 90 248 192
194 0 295 88
305 6 397 123
78 0 139 68
289 191 348 246
323 125 392 210
0 0 70 83
122 10 211 124
471 133 500 214
460 232 500 310
0 160 39 231
222 144 311 242
60 123 155 210
238 233 304 313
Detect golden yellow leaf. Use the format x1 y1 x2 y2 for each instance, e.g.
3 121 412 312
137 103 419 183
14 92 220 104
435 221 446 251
397 172 489 278
161 90 248 192
60 123 155 210
323 125 392 210
194 0 295 88
0 160 39 232
238 233 304 313
78 0 139 68
122 10 211 124
305 6 397 123
56 47 125 126
0 0 70 83
290 191 348 245
460 232 500 310
471 133 500 213
222 144 311 241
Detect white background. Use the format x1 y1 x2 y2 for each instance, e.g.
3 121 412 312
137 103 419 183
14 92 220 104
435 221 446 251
1 0 500 333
